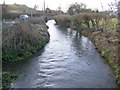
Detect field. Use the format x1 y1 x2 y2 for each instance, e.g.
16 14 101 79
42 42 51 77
1 4 39 19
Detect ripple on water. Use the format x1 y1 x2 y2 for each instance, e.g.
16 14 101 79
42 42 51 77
38 73 47 78
36 82 56 88
49 59 65 62
63 56 68 59
38 67 65 77
39 65 55 69
43 83 57 88
36 78 47 86
39 59 66 64
38 70 54 76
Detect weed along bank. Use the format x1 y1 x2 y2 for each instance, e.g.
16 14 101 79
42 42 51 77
2 18 50 88
2 18 50 62
54 13 120 87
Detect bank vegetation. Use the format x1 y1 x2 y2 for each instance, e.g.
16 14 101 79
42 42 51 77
54 12 120 87
2 17 50 89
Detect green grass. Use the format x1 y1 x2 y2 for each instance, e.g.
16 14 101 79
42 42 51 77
111 18 118 24
2 4 37 14
8 10 22 14
2 72 18 89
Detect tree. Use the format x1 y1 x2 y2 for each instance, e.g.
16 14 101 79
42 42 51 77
67 2 86 15
45 8 51 13
34 5 39 10
108 0 119 15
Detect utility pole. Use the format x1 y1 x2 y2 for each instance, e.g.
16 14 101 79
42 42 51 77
44 0 46 11
3 0 5 5
59 3 61 11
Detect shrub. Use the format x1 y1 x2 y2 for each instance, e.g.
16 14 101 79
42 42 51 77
54 14 72 28
2 72 18 89
2 19 49 62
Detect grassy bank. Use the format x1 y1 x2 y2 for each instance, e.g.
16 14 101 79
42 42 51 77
2 72 18 89
82 28 120 87
2 17 50 89
2 18 49 62
54 13 120 87
2 4 50 89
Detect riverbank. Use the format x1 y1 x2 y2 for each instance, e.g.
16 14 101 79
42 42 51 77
2 17 50 89
2 18 50 62
82 29 120 87
54 14 120 87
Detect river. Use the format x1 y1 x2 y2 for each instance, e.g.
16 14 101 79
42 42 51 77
5 20 117 88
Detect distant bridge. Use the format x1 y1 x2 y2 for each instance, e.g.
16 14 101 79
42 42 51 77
44 13 60 21
33 11 62 21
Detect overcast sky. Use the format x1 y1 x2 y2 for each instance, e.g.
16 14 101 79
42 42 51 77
0 0 118 12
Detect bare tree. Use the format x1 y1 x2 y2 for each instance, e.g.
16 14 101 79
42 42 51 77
67 2 86 15
34 5 39 10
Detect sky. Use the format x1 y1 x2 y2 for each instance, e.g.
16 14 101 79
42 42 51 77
0 0 118 12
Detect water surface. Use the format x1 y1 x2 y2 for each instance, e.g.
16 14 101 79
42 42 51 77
6 20 117 88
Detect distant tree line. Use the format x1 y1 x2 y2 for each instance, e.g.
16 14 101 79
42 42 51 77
67 2 99 15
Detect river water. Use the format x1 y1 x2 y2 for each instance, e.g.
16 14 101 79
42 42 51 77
6 20 117 88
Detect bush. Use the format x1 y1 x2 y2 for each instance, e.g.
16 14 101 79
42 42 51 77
2 72 18 89
2 19 49 62
54 14 72 28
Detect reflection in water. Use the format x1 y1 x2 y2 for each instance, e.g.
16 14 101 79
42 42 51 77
4 20 117 88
